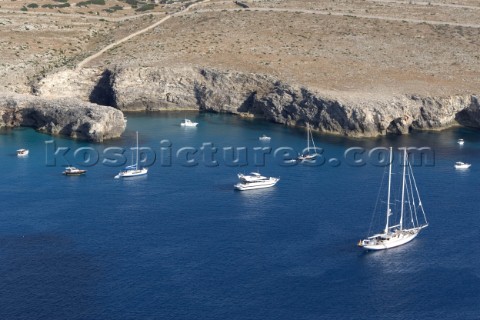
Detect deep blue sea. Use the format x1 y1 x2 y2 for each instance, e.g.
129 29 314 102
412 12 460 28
1 112 479 319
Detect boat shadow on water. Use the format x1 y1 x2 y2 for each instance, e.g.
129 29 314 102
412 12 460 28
234 187 277 195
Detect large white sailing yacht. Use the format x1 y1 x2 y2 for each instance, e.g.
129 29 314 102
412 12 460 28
358 147 428 250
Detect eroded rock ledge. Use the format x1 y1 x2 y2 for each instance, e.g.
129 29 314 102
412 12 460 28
36 66 480 137
0 93 125 142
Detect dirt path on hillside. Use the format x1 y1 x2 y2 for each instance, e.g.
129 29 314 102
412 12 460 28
75 0 211 69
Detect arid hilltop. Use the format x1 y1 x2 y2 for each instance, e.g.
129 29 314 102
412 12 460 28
1 0 480 138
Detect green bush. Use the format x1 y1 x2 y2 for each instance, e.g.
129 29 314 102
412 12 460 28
123 0 138 6
103 5 123 13
27 3 38 8
135 3 155 12
42 3 70 8
76 0 105 7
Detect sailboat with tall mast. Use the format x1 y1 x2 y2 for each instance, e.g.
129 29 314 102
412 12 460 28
358 147 428 250
297 123 319 161
115 131 148 178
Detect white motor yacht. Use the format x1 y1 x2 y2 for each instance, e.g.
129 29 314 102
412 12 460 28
63 167 87 176
454 161 471 169
16 149 29 157
259 135 271 142
180 119 198 127
235 172 279 191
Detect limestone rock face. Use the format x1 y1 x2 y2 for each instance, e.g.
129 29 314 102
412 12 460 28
36 66 480 137
0 93 125 142
34 69 101 102
454 95 480 128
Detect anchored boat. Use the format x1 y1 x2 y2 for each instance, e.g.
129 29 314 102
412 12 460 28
16 149 29 157
180 119 198 127
63 167 87 176
358 147 428 250
297 124 319 161
115 131 148 178
234 172 279 191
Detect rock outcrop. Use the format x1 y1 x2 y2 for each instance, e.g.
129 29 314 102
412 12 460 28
0 93 125 142
36 66 480 137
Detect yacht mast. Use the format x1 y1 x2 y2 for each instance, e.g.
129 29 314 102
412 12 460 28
384 147 393 234
136 131 139 169
400 147 407 230
310 127 317 152
306 124 310 153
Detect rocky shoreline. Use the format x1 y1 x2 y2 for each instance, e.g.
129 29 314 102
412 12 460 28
32 66 480 138
0 92 125 142
1 66 479 141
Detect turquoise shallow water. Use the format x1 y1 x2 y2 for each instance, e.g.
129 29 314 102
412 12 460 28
0 112 479 319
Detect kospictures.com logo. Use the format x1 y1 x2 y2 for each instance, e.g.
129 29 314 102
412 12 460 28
45 140 435 168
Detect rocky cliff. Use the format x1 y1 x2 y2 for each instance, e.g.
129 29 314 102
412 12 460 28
0 93 126 142
35 66 480 137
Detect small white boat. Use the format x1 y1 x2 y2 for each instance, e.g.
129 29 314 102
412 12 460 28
234 172 279 191
358 147 428 250
16 149 29 156
180 119 198 127
63 166 87 176
259 135 271 142
454 161 471 169
457 139 464 145
115 131 148 178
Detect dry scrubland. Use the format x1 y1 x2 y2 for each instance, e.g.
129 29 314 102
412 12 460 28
1 0 480 97
0 0 183 93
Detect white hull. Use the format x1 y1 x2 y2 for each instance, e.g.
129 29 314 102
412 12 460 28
234 178 279 191
115 168 148 178
455 163 471 169
63 167 86 175
360 228 422 250
17 149 29 156
297 154 318 161
181 119 198 127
